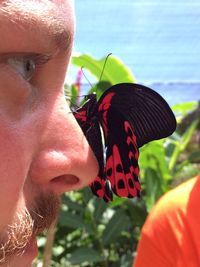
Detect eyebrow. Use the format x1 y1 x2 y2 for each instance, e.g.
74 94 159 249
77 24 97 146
0 2 74 54
51 28 73 53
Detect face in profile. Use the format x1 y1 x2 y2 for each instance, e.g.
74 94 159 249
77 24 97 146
0 1 98 266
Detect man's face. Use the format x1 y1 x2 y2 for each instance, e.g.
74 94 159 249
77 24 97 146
0 1 98 266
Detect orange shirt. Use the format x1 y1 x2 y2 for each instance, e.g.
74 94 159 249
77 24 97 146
133 176 200 267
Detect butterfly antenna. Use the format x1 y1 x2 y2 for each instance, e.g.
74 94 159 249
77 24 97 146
99 53 112 83
81 66 93 89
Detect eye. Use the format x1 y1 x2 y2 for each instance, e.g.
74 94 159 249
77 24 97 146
7 57 36 81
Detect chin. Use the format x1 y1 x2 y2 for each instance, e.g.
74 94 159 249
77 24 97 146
8 237 38 267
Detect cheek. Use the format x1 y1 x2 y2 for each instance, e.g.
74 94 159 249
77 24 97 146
0 65 31 120
0 119 31 228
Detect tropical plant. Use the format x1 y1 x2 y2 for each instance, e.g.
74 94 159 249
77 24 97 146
34 54 200 267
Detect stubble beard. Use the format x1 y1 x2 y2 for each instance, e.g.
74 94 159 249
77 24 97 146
0 193 60 265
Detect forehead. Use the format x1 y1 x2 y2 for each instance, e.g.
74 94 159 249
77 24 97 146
0 0 74 53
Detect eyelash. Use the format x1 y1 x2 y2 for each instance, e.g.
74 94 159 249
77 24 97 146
25 54 51 80
30 53 52 66
1 53 51 81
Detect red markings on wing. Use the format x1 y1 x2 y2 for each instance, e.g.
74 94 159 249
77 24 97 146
98 92 115 138
124 121 141 195
105 121 141 198
124 121 137 143
78 108 141 200
75 91 141 201
105 144 139 198
111 144 130 197
99 120 141 199
125 172 137 197
90 176 105 198
98 92 115 111
74 110 87 122
105 153 115 187
90 175 113 202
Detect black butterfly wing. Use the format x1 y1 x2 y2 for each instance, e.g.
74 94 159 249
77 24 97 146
74 83 176 201
98 83 177 148
104 107 141 198
73 97 111 200
97 83 176 199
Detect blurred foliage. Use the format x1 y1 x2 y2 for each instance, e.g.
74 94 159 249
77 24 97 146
34 54 200 267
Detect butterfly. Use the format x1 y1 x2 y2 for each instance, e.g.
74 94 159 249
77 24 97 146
73 83 176 202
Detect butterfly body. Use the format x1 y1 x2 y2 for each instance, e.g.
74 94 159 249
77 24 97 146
74 83 176 202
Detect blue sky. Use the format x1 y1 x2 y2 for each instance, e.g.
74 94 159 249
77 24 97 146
73 0 200 83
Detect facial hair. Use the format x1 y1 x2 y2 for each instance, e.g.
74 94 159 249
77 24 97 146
0 193 60 265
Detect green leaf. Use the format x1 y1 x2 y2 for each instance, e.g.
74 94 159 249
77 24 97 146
143 168 165 210
180 119 199 150
174 163 200 181
169 119 199 172
120 253 134 267
189 151 200 162
81 187 94 204
127 200 147 227
68 247 103 264
139 140 170 182
172 101 198 116
102 209 130 245
71 54 136 85
59 211 86 229
93 198 107 222
61 194 83 212
108 196 127 207
69 84 79 108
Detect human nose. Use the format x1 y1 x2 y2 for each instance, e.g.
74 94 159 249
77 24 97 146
30 94 99 195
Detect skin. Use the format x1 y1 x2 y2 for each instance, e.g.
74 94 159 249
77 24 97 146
0 0 98 266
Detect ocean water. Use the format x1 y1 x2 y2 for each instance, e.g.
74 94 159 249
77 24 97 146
70 0 200 105
149 82 200 106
